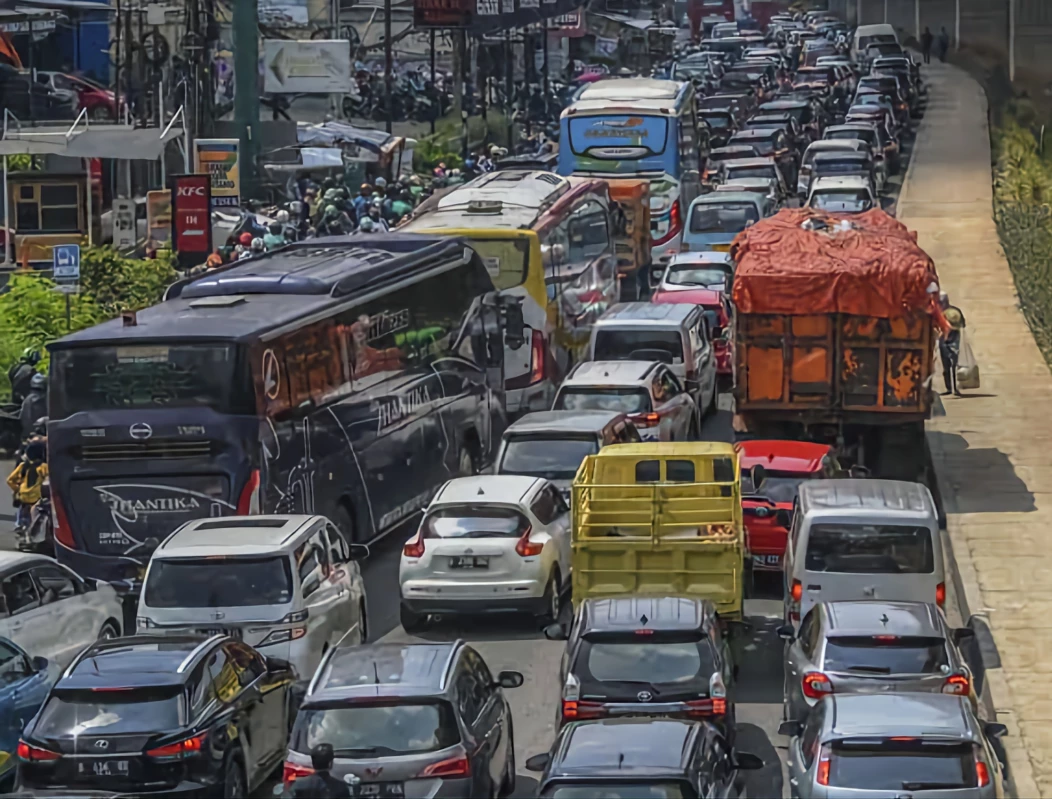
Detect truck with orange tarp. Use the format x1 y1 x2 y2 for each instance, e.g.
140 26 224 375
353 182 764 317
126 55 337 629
603 178 651 299
729 208 942 480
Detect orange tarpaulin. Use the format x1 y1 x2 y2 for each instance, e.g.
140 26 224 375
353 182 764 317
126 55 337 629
0 33 21 69
730 208 940 320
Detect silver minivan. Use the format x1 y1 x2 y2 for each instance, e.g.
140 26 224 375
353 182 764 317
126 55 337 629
784 480 944 630
588 302 718 417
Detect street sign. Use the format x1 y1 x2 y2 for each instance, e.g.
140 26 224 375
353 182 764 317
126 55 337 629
262 40 352 94
52 244 81 281
171 174 213 270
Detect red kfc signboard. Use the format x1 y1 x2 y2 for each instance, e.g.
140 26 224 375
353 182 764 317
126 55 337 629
171 174 213 268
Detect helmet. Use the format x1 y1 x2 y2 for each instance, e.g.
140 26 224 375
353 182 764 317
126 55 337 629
359 217 375 232
371 197 384 208
276 210 290 223
33 417 47 436
238 232 253 246
323 188 338 201
375 176 388 189
325 204 338 217
360 183 372 194
20 348 40 366
251 237 264 252
30 373 46 391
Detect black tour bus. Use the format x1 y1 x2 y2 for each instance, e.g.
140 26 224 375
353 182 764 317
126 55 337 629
47 235 515 592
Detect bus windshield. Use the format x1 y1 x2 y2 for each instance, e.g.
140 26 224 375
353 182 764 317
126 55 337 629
566 114 673 175
50 343 252 418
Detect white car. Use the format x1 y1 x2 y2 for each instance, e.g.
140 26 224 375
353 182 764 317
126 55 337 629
798 139 871 196
137 515 368 681
655 251 734 294
399 475 571 632
0 552 122 670
553 360 699 442
806 175 877 214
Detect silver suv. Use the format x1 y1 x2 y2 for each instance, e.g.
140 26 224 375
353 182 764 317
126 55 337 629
779 600 976 722
780 693 1007 798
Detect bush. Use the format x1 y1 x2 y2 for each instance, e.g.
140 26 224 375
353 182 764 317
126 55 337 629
80 246 178 316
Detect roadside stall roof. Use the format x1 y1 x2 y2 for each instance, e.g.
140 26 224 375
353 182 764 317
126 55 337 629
730 208 938 318
0 123 182 158
296 121 414 158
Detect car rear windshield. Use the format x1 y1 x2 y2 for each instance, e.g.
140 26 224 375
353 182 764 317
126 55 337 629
424 505 530 539
700 111 732 128
690 202 760 234
576 633 717 691
828 129 876 146
725 165 776 182
805 524 935 574
741 472 811 503
733 137 774 156
810 191 873 213
815 159 868 174
593 329 684 365
35 687 185 736
828 739 978 791
541 784 690 799
823 635 949 674
144 556 293 608
555 388 652 415
292 701 460 758
499 435 599 480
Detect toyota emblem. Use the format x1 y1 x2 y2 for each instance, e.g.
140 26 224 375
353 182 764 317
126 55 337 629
753 507 770 517
129 422 153 440
636 690 653 703
94 740 110 749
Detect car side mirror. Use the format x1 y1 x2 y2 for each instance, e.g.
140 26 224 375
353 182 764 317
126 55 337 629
984 722 1008 739
952 627 976 645
734 751 765 770
525 753 550 772
543 622 569 641
31 655 48 672
347 543 370 562
776 624 795 640
496 670 524 689
266 656 293 674
775 509 792 529
778 720 803 737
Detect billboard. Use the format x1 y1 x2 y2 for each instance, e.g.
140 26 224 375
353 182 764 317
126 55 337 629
171 174 213 269
194 138 241 210
414 0 474 27
262 40 352 94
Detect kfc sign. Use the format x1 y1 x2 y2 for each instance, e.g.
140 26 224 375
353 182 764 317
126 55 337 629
171 174 213 269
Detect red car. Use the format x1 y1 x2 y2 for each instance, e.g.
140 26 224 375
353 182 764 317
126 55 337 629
38 72 120 120
735 440 840 572
651 286 734 376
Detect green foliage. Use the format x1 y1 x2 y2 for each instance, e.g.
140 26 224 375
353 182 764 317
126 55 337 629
79 246 178 316
413 135 463 172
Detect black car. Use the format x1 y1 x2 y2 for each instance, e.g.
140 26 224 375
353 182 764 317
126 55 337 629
17 634 296 796
545 597 738 740
726 128 799 187
526 718 764 798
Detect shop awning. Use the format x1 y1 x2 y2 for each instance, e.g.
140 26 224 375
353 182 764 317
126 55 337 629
0 122 184 158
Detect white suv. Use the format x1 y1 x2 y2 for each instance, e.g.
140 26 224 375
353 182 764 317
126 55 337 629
136 515 368 680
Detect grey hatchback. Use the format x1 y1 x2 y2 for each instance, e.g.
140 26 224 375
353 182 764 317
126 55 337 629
283 641 523 798
780 600 976 722
780 693 1008 798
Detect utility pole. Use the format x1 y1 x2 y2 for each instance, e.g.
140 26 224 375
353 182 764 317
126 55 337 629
914 0 919 42
955 0 960 50
855 0 861 27
1008 0 1016 82
384 0 393 134
232 0 259 197
883 0 888 24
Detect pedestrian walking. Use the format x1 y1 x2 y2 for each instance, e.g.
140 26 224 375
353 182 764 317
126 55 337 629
921 27 933 64
938 291 966 396
937 27 950 62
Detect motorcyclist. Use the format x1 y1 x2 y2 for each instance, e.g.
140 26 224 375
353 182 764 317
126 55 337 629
7 438 47 535
284 744 351 798
352 184 373 219
316 205 348 237
7 349 40 405
367 200 390 232
263 221 287 251
20 374 46 440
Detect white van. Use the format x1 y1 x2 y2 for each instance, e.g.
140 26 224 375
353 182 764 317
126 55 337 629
588 302 718 417
851 23 899 61
784 480 943 629
137 515 369 679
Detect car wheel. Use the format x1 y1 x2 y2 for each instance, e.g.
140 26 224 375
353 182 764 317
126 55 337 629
499 717 516 797
538 570 562 625
358 600 369 644
97 621 120 640
400 602 426 634
223 751 246 799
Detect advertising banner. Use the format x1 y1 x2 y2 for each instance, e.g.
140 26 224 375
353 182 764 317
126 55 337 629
194 138 240 210
171 174 213 269
146 190 171 244
414 0 474 28
262 40 352 94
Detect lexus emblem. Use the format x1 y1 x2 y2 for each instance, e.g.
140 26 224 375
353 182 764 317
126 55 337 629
129 422 153 440
636 690 653 703
94 740 109 749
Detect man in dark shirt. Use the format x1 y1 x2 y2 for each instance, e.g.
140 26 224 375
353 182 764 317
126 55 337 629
7 349 39 405
286 743 352 798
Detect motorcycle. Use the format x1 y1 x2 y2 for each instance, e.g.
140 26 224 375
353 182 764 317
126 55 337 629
17 479 52 556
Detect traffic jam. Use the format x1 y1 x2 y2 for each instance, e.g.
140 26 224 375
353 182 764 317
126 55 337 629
0 6 1011 799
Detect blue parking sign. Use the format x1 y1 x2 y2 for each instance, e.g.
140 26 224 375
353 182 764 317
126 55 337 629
53 244 81 281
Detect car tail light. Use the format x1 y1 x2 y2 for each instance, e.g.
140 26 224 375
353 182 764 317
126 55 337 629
936 582 946 608
17 740 60 762
653 199 683 246
146 732 207 760
515 526 543 557
976 760 990 788
816 744 831 786
629 412 661 428
802 671 833 699
236 469 261 514
403 533 425 558
789 579 802 621
943 673 970 696
561 699 605 720
507 329 546 389
283 761 314 787
52 490 75 549
420 755 471 778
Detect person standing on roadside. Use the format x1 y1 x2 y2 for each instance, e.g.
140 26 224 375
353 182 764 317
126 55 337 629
937 27 950 62
938 291 966 396
921 27 934 64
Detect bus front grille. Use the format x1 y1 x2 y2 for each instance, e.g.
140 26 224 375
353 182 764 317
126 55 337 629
77 440 213 462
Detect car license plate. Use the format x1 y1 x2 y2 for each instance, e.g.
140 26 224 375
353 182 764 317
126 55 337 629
449 556 489 569
356 783 405 798
712 244 731 252
196 627 242 640
752 554 781 569
78 759 130 778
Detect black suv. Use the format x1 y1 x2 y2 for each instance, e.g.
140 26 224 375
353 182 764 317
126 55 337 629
526 718 763 798
16 634 296 796
545 596 738 740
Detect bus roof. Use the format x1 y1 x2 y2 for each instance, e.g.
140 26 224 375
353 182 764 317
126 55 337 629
403 170 595 231
574 77 689 103
50 235 482 348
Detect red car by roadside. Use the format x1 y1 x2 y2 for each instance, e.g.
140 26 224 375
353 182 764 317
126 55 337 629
651 285 734 376
735 440 841 572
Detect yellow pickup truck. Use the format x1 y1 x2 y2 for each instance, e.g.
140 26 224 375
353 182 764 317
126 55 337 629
570 442 746 622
